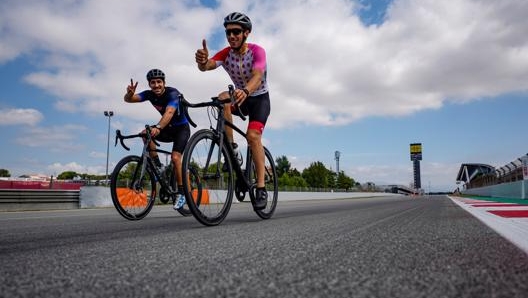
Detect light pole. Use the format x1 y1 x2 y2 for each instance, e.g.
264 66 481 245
104 110 114 185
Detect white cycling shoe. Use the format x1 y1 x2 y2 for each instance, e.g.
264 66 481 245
173 193 186 210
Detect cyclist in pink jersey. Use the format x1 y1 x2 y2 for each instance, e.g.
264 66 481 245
195 12 270 210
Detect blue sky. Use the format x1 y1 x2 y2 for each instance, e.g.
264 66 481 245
1 0 527 192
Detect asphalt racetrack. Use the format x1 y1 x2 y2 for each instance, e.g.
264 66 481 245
1 195 528 297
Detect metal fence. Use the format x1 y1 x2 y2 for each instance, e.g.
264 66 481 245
0 189 80 211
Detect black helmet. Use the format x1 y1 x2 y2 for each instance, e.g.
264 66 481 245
146 69 165 82
223 12 252 32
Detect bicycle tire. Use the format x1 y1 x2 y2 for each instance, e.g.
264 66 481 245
110 155 156 220
182 129 234 226
251 147 278 219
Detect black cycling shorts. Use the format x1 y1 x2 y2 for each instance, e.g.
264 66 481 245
232 92 271 133
156 123 190 153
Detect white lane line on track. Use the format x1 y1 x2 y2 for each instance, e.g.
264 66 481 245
449 196 528 255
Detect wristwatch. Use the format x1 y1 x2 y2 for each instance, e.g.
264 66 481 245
155 124 162 129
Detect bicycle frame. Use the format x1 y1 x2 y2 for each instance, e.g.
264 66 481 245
192 93 254 193
116 125 176 195
223 121 254 190
179 84 278 225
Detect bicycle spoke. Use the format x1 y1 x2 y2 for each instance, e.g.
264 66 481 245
182 130 233 226
110 155 156 220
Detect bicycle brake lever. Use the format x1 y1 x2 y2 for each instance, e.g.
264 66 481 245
180 94 197 128
115 130 130 150
228 84 235 101
121 140 130 151
115 130 121 147
145 125 162 147
228 84 246 121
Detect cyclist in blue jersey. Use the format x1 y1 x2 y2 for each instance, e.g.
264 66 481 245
194 12 270 210
124 69 190 211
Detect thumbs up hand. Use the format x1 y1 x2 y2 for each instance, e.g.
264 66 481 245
195 39 209 65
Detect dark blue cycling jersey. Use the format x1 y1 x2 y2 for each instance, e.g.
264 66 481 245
138 86 188 126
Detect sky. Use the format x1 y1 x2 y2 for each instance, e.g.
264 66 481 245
0 0 527 192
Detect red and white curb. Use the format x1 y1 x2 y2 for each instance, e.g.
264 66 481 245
448 196 528 254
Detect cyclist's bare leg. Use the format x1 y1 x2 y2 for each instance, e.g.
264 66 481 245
148 140 159 161
247 129 265 188
172 151 183 186
171 150 185 211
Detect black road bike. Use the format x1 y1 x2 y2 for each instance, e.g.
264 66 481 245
179 85 278 226
110 125 199 220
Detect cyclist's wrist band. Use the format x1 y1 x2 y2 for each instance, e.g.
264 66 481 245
242 88 250 96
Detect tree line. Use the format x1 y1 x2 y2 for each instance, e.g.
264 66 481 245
275 156 358 191
0 155 360 191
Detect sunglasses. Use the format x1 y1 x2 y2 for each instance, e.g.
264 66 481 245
225 28 244 36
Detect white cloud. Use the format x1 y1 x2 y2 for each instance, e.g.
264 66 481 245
15 125 87 151
1 0 528 186
1 0 526 130
89 151 106 159
48 162 106 176
0 108 43 126
345 161 460 192
48 162 85 175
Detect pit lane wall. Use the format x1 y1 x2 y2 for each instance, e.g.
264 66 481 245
0 180 82 211
461 180 528 199
79 187 400 208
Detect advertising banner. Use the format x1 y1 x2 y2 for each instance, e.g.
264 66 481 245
410 143 422 161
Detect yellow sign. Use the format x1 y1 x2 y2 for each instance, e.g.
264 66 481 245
410 143 422 154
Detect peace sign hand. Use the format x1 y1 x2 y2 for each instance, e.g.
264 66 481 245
127 79 138 94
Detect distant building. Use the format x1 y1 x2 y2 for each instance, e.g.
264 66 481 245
455 153 528 199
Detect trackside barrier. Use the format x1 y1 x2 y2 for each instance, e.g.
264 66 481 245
0 186 402 212
461 180 528 200
0 180 83 190
0 189 80 211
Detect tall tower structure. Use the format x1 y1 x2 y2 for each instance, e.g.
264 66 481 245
410 143 422 189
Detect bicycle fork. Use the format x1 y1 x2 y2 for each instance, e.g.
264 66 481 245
128 154 150 191
135 154 176 196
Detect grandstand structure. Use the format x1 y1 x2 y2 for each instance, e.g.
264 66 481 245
455 153 528 199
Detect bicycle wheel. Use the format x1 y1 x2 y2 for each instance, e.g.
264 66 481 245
110 155 156 220
182 129 234 226
250 147 278 219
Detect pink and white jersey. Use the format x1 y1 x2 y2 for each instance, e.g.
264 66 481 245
211 43 268 96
